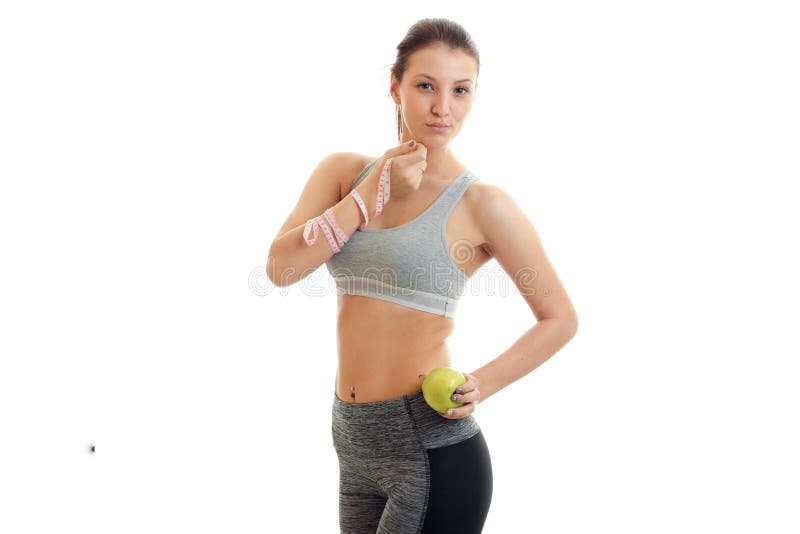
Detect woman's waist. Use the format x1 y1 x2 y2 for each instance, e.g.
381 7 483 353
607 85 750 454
337 344 452 375
335 345 452 404
335 295 456 403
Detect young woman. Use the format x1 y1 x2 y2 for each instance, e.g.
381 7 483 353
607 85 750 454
268 18 578 533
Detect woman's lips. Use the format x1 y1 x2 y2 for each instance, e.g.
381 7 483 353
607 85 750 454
427 124 450 133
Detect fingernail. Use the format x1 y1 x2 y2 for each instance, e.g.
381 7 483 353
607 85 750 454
452 394 460 401
447 409 454 416
456 387 464 394
408 140 415 146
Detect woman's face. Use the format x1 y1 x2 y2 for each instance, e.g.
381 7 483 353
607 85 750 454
391 43 478 148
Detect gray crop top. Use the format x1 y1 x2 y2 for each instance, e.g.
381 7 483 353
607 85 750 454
325 158 479 318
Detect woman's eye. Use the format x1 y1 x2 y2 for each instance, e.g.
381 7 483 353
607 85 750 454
417 82 470 95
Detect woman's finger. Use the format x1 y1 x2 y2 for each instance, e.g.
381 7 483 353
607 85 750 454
441 399 476 419
452 386 480 405
456 372 475 394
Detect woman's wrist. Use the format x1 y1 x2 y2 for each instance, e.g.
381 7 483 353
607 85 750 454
354 169 389 222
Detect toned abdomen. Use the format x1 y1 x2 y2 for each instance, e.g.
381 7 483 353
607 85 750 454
335 294 455 403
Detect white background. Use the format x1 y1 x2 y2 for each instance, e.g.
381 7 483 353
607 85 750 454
1 1 798 532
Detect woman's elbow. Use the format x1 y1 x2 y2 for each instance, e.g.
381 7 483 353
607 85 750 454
566 314 578 339
266 248 290 288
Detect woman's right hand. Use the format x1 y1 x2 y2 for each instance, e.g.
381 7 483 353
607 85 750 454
367 139 428 203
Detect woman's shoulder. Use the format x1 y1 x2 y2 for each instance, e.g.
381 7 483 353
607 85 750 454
326 152 378 200
332 151 377 169
462 173 520 239
463 170 503 211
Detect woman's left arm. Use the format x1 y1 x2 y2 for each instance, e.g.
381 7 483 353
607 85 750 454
457 184 579 411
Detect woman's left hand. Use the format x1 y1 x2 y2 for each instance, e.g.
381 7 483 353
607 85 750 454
418 371 481 419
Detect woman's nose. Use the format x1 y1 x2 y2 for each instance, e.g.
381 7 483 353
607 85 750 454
432 96 450 117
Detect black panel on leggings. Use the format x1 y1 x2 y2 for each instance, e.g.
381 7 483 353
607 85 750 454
421 430 493 533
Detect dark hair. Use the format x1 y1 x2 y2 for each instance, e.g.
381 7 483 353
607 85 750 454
389 18 481 142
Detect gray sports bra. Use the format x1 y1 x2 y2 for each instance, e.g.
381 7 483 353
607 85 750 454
325 158 479 318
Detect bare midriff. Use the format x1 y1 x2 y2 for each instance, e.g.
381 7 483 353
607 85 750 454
334 293 456 403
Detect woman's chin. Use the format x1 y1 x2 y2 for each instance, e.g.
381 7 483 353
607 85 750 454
419 133 451 146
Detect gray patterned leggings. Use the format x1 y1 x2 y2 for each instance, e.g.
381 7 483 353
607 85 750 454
331 388 493 533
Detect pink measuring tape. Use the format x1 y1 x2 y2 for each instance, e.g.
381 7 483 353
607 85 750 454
351 158 392 230
303 157 393 254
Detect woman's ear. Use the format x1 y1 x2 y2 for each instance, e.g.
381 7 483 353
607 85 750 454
389 75 401 105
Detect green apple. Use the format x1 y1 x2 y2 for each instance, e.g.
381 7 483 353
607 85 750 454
421 367 467 413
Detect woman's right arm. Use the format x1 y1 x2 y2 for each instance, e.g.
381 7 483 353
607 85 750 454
266 152 380 287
